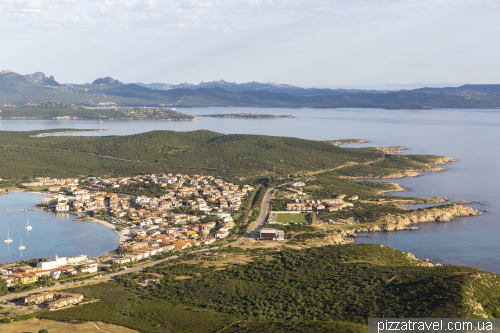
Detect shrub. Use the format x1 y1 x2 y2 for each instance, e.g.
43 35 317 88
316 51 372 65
1 317 11 323
39 329 49 333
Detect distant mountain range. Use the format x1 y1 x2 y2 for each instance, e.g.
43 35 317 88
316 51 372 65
133 80 385 96
1 69 500 109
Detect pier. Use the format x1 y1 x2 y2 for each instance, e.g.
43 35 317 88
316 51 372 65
5 208 43 213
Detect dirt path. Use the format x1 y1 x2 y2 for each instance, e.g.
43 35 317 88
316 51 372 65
304 156 386 176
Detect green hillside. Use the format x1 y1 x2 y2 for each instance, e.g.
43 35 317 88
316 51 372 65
39 244 500 332
0 129 383 179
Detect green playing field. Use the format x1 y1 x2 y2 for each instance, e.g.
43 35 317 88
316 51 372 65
275 214 309 223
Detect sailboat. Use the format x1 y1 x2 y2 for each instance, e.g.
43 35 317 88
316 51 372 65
19 239 25 251
4 231 13 243
25 219 32 231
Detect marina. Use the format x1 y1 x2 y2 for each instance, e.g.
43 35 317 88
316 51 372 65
5 208 43 213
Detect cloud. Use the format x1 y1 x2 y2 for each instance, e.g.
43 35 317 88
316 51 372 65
0 0 497 35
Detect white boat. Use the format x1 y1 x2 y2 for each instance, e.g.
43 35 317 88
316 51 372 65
19 239 25 251
25 219 32 231
4 231 13 243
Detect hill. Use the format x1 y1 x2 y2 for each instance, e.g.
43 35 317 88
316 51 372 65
0 129 383 179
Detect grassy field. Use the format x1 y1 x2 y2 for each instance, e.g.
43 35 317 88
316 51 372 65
275 214 309 223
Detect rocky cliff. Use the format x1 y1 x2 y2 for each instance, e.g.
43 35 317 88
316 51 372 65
24 72 60 86
357 204 481 233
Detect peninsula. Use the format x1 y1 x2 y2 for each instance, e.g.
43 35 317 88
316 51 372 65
0 101 196 121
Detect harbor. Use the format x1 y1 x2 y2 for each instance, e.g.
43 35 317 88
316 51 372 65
0 192 119 265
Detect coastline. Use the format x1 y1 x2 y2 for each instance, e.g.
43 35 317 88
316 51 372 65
29 129 113 137
75 217 131 244
316 204 482 248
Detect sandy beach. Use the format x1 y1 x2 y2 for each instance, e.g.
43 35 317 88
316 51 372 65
75 217 131 243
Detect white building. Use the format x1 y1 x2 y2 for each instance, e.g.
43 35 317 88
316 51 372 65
67 255 87 265
79 265 98 273
37 255 67 270
50 270 61 279
55 203 70 212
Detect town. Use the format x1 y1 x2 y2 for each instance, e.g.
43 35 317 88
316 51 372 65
0 173 363 310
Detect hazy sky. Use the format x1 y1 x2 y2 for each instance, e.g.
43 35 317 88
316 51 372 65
1 0 499 88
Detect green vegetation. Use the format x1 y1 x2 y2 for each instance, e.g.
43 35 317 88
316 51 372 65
0 129 383 180
317 202 405 223
275 214 309 223
40 283 234 333
220 321 366 333
39 244 500 333
0 101 195 120
332 155 445 178
327 139 367 146
13 310 49 322
133 244 498 320
291 168 435 202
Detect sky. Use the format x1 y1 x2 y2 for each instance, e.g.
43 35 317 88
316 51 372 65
1 0 499 89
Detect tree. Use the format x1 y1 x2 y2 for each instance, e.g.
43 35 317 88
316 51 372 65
0 278 7 296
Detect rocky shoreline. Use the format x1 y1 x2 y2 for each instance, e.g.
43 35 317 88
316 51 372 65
348 155 457 179
322 204 482 246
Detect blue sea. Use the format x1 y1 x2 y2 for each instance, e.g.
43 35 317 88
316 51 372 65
0 192 118 264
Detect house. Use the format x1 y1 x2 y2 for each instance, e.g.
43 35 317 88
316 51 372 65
10 273 38 284
55 202 70 212
78 263 98 274
68 255 88 265
0 276 16 287
118 241 148 253
215 230 229 239
175 241 191 250
33 270 51 278
24 292 83 309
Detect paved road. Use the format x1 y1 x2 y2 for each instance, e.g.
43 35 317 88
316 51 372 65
231 186 275 246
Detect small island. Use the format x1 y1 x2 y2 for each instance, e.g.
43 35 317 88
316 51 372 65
198 113 296 119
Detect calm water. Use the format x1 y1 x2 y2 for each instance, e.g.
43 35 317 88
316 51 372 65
0 192 118 264
1 107 499 272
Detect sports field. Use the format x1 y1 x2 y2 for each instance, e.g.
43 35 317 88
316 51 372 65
275 214 309 223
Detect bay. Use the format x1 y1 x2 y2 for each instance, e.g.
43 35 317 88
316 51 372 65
0 192 118 264
0 107 498 272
